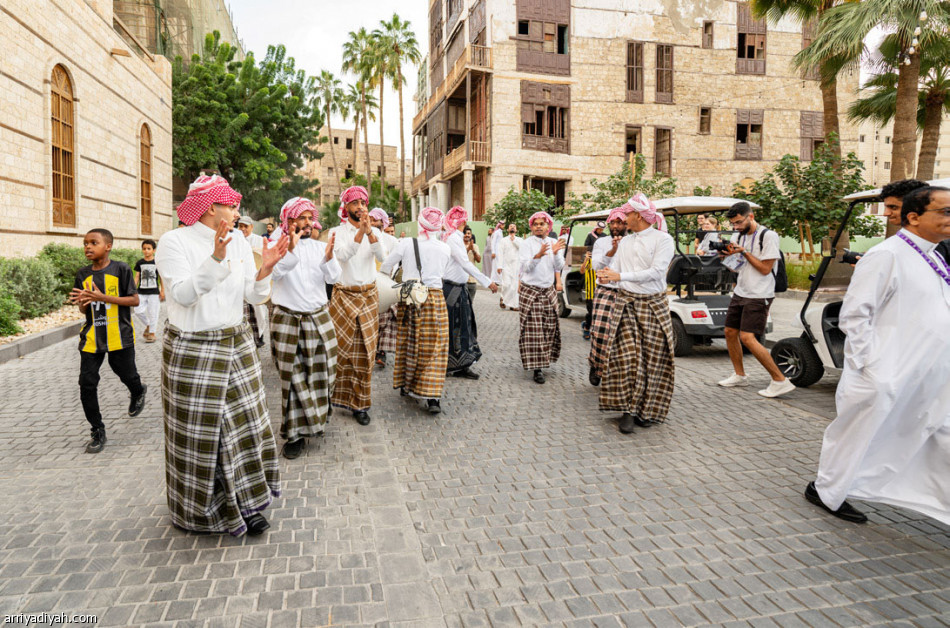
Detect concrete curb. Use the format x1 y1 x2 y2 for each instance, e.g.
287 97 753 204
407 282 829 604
0 320 82 365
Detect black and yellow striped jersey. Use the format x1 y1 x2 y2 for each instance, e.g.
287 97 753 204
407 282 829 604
74 261 137 353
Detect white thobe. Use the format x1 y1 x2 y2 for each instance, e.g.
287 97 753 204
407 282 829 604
243 232 268 328
815 229 950 524
380 236 452 289
270 238 341 312
155 223 271 332
519 236 566 289
331 221 386 286
615 227 675 294
592 235 622 289
444 231 492 288
496 236 522 309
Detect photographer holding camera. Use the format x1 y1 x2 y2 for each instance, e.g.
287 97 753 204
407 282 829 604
716 202 795 398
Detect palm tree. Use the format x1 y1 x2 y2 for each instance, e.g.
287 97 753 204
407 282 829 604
848 35 950 180
368 31 390 193
752 0 843 160
342 28 375 182
361 88 379 188
341 85 361 180
315 70 343 187
378 14 421 220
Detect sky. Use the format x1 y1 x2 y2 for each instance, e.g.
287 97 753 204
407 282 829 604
227 0 428 151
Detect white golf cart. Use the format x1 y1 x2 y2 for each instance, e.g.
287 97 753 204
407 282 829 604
560 196 770 355
769 177 950 387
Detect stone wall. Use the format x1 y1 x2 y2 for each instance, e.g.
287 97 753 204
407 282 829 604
0 0 173 257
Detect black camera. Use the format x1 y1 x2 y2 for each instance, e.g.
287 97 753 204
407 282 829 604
841 249 862 265
707 240 731 252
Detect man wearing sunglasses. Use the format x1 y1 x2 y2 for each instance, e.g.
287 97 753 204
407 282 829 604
805 185 950 526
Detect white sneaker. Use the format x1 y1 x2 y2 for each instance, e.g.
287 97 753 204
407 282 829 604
717 373 749 387
758 379 796 398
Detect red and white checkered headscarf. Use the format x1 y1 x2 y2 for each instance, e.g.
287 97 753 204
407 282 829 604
176 175 242 226
624 193 668 232
442 206 468 242
368 208 390 229
280 197 320 234
338 186 369 221
528 211 554 230
607 206 627 224
418 207 444 239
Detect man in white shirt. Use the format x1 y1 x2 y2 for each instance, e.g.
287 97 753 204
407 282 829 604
369 208 399 367
237 215 267 347
490 222 505 307
496 223 522 310
595 194 676 434
517 211 566 384
269 197 341 460
587 210 627 386
329 186 386 425
440 206 499 379
805 186 950 525
380 207 453 414
155 174 288 537
716 202 795 398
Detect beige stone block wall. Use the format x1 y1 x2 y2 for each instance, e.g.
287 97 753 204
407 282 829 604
0 0 173 258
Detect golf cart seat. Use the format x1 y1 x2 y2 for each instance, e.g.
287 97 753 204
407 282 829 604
667 255 736 293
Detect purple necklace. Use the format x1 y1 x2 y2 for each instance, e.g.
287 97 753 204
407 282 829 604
897 232 950 287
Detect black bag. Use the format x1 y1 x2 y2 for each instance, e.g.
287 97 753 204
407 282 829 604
759 228 788 293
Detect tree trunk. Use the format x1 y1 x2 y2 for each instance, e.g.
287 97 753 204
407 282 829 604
888 52 922 236
916 91 944 181
397 69 406 221
379 78 386 193
350 109 360 182
325 104 340 193
820 76 841 161
361 88 371 188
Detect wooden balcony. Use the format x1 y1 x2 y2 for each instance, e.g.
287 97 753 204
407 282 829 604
445 45 493 96
442 144 466 178
470 140 489 164
412 171 427 194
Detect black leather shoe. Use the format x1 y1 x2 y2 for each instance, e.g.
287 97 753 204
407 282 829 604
618 414 636 434
85 428 107 453
588 368 601 386
128 384 147 417
255 336 266 348
281 438 305 460
452 367 480 380
245 513 270 536
533 370 545 384
354 411 371 426
399 387 409 397
805 482 867 523
633 415 653 428
427 399 442 414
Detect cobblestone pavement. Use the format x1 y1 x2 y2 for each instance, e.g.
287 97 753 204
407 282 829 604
0 291 947 627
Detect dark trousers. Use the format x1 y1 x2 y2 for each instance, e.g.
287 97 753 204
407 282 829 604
585 299 594 328
79 347 144 432
466 283 477 303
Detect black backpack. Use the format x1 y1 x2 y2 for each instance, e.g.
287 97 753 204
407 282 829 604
758 228 788 293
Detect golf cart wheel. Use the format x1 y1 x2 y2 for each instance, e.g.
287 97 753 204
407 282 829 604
771 337 824 387
557 297 571 318
671 317 694 357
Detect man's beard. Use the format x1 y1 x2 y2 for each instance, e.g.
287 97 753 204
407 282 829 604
610 228 626 237
740 224 753 235
300 231 311 239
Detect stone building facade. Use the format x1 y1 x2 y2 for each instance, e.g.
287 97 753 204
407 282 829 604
411 0 861 219
303 127 412 207
1 0 174 257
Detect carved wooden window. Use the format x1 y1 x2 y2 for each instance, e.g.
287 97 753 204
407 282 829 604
515 0 570 75
523 176 567 208
470 0 487 43
702 21 714 49
140 124 152 235
655 128 672 175
625 125 642 157
626 42 644 103
737 3 767 75
429 0 443 59
51 65 76 228
699 107 712 135
447 0 463 36
656 45 674 104
800 111 824 161
735 109 764 160
521 81 570 154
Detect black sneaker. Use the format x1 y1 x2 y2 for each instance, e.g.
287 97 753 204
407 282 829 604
245 513 270 536
281 438 306 460
427 399 442 414
618 413 636 434
85 428 107 453
533 369 546 384
588 367 601 386
128 384 147 417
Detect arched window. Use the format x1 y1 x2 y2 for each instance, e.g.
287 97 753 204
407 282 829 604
51 65 76 228
140 124 152 234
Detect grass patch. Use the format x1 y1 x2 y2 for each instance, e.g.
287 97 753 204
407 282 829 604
785 259 821 291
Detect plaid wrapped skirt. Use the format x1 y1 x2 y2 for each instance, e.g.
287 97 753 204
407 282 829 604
377 305 398 354
518 283 561 370
394 289 449 399
270 305 337 442
329 284 379 412
443 280 482 373
599 291 676 421
588 286 618 376
162 322 280 536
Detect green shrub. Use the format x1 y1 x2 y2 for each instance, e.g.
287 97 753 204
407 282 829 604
786 260 821 291
0 257 63 319
110 248 143 268
38 243 89 295
0 293 22 336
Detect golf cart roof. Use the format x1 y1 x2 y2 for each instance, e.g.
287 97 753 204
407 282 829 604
842 177 950 202
567 196 760 222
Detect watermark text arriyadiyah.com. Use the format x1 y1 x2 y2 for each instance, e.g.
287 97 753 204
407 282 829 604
4 613 98 626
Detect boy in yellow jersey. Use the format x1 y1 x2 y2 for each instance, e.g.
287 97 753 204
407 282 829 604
69 228 148 453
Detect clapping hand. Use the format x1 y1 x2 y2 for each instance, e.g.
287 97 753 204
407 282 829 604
324 232 336 261
552 239 566 254
358 211 373 236
535 241 551 259
597 268 621 284
257 234 289 279
287 225 302 253
608 236 622 255
213 219 232 260
69 282 104 306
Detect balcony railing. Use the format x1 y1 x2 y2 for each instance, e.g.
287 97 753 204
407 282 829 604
470 140 489 163
442 144 466 177
414 45 493 133
412 171 427 193
471 45 492 70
